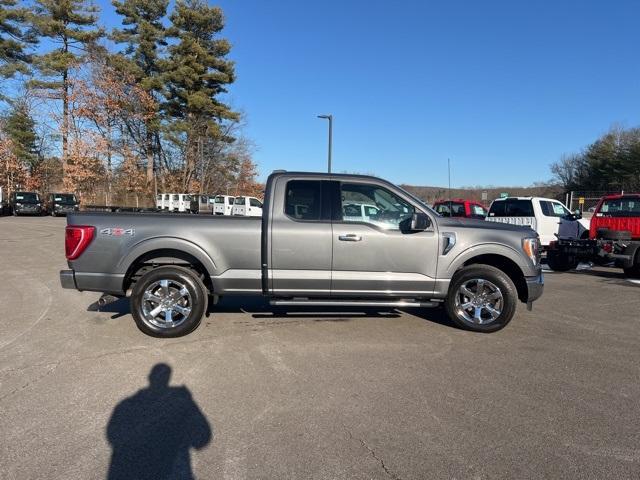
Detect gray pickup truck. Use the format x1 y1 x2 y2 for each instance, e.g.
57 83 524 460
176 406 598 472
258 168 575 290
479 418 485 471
60 171 543 337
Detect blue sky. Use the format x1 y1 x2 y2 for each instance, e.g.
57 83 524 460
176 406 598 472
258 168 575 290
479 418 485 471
97 0 640 187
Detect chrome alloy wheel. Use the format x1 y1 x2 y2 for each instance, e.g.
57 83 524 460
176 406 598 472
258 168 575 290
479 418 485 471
454 278 503 325
141 279 192 329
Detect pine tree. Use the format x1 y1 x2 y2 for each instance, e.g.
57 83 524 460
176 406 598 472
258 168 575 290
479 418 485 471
0 0 36 80
4 100 38 170
30 0 103 172
163 0 239 190
111 0 168 183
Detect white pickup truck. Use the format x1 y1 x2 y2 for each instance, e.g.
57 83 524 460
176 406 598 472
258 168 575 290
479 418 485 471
486 196 589 247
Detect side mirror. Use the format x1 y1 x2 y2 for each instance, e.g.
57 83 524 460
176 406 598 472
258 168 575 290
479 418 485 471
410 212 430 231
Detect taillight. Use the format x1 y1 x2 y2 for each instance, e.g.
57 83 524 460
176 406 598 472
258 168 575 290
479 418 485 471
65 225 95 260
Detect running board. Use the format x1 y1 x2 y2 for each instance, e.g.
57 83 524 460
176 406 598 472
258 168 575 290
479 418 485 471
269 299 440 308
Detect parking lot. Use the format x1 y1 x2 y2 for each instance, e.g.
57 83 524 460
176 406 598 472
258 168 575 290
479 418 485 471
1 215 640 479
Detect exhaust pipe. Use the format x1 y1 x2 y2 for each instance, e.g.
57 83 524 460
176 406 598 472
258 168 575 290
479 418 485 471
97 294 120 307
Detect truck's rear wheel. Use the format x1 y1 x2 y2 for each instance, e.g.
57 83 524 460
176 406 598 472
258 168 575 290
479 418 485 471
445 265 517 333
130 266 208 337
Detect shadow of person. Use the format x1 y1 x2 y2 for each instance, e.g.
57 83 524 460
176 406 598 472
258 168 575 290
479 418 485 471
106 363 212 480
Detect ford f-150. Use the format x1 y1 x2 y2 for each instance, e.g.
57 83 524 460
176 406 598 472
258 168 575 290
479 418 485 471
60 171 543 337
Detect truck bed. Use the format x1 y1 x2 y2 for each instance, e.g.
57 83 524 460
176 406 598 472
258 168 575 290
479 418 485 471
66 212 262 294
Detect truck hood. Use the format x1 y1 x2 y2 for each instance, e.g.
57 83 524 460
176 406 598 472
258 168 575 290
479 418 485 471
436 217 534 234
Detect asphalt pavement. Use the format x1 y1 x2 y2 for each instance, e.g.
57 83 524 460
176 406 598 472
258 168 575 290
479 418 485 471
1 216 639 479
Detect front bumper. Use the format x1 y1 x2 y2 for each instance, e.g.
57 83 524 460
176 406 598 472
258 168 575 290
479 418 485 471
60 270 77 289
525 270 544 303
16 206 42 215
54 206 78 215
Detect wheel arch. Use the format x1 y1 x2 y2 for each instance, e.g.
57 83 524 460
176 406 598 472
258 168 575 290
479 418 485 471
123 247 214 294
460 253 528 303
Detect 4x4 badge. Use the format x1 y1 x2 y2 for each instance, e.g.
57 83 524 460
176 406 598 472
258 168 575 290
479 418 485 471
100 228 134 237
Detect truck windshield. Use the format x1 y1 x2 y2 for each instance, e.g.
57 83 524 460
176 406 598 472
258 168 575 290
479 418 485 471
599 197 640 217
434 202 465 217
234 197 245 205
16 192 39 203
53 194 77 204
489 199 534 217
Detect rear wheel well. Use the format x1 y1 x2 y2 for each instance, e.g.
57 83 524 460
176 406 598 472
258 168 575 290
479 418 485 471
124 249 212 294
462 254 527 303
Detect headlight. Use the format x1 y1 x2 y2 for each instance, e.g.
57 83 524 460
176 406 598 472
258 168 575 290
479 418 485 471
15 202 22 207
522 237 540 265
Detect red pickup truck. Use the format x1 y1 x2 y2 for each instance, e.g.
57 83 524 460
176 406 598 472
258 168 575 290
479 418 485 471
433 199 488 219
589 194 640 239
547 193 640 277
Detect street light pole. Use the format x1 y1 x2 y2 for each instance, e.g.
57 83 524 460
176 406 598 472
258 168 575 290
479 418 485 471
317 114 333 173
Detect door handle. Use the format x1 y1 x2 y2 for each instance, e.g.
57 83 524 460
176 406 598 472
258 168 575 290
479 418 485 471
339 234 362 242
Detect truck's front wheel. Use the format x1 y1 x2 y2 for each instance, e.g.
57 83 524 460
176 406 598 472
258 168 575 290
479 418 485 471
130 266 208 337
445 265 518 333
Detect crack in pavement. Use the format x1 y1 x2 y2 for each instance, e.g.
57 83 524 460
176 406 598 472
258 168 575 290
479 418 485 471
344 425 401 480
0 364 58 401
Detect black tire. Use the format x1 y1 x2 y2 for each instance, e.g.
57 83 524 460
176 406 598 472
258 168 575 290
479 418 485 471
445 265 518 333
597 228 632 241
624 265 640 279
546 250 576 272
624 251 640 279
130 265 208 337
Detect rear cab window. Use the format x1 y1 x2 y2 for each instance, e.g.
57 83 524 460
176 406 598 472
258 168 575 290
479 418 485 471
285 181 322 220
489 199 534 217
598 196 640 217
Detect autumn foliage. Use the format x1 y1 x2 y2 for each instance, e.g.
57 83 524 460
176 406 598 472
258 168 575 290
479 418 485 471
0 1 261 206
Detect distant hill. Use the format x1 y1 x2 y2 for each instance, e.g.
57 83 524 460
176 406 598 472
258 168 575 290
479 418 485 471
401 183 564 206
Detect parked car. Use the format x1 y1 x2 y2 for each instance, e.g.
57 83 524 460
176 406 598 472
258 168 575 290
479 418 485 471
486 196 589 247
60 170 543 337
10 191 43 216
232 196 263 216
156 193 192 212
45 193 79 216
547 194 640 277
213 195 235 215
433 199 488 219
189 194 215 214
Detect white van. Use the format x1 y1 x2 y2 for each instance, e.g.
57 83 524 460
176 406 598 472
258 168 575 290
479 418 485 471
156 193 169 210
157 193 191 212
213 195 235 215
486 197 590 247
232 196 263 216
